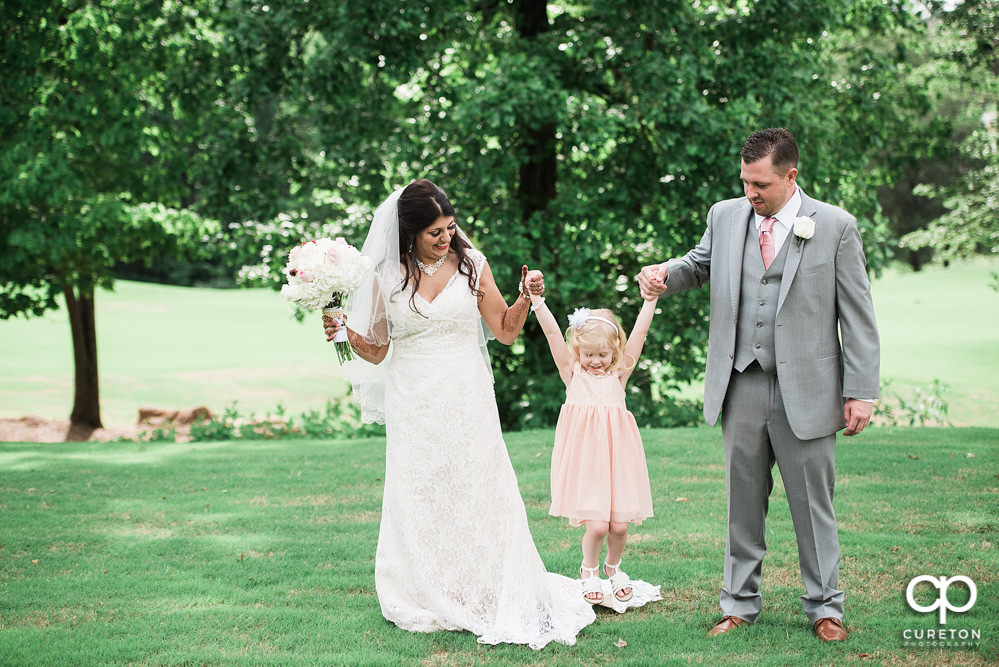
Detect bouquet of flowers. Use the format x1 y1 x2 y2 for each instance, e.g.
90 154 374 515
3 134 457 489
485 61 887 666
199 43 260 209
280 237 373 363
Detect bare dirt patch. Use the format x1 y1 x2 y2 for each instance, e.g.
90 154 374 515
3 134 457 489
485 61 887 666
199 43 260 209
0 406 213 443
0 415 135 443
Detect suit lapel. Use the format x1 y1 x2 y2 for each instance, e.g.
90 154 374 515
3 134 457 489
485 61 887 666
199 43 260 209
729 202 752 315
776 191 817 313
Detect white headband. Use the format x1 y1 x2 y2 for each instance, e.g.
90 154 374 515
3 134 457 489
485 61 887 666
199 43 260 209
567 307 619 333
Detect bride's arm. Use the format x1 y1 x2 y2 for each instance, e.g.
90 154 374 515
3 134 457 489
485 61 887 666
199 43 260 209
477 261 534 346
323 316 390 364
322 279 390 364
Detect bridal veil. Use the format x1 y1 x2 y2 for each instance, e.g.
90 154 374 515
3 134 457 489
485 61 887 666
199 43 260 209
345 186 493 424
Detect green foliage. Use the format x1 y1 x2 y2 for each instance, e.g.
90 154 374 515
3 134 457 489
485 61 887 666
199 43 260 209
0 1 218 317
893 1 999 271
1 0 957 430
871 10 978 271
0 0 228 424
183 398 385 442
904 126 999 261
187 402 241 441
876 377 953 427
138 423 178 443
352 0 934 429
178 0 943 430
293 398 386 439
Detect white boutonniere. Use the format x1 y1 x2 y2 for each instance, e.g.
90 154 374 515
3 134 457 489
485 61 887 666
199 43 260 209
793 216 815 248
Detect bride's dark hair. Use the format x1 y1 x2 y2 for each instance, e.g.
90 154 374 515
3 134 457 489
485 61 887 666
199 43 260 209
397 179 482 314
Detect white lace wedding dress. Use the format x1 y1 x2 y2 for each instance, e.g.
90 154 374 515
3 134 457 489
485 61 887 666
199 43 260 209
375 250 596 649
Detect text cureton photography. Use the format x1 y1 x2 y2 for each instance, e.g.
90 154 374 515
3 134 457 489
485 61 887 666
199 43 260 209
902 575 983 649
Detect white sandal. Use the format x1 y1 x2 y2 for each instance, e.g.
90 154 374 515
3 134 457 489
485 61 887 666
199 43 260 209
603 560 633 602
580 563 604 604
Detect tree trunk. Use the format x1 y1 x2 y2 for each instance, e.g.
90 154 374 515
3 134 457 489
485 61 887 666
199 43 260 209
64 283 103 429
517 121 558 221
514 0 557 221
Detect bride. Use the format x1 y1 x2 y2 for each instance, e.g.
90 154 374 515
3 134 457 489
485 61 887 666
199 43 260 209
323 179 595 649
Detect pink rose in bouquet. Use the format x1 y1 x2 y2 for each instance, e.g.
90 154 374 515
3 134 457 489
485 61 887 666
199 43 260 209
281 237 373 363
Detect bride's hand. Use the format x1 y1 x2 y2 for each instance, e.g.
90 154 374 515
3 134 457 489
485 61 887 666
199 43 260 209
323 313 347 342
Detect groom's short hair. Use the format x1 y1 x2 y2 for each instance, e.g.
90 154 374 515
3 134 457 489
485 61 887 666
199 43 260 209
741 128 799 171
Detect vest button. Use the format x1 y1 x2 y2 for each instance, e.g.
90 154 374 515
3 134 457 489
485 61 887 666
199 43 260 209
762 279 768 285
756 321 763 328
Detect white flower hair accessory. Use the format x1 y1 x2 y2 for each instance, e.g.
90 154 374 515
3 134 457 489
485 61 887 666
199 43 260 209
568 307 591 329
793 216 816 247
567 307 620 332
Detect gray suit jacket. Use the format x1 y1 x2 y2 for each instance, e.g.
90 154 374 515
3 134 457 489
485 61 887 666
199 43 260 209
665 190 880 440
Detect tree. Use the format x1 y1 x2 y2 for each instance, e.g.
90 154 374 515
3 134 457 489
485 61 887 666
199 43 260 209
900 0 999 283
241 0 941 429
0 0 434 428
321 0 936 428
2 0 948 432
0 1 215 429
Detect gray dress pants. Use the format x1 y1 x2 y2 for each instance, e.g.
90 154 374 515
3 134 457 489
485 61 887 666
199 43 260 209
718 364 845 623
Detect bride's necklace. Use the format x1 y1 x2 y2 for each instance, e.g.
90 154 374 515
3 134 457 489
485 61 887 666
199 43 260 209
416 255 447 276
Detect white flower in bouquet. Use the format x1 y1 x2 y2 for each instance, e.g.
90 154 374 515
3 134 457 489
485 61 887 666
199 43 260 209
281 237 373 363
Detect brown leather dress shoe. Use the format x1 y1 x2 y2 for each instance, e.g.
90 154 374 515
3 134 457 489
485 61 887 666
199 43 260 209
707 615 749 637
814 617 848 642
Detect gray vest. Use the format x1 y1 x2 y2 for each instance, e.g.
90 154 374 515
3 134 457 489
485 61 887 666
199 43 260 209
733 218 793 373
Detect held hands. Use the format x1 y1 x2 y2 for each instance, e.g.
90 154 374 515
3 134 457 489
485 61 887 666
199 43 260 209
520 265 545 297
637 263 668 301
842 399 873 436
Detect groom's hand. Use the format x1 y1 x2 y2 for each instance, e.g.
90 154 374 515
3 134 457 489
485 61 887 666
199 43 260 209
637 263 668 300
842 399 873 436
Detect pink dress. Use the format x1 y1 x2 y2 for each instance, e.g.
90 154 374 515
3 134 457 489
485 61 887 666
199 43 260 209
549 362 654 527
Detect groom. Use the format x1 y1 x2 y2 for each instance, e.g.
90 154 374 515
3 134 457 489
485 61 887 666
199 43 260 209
638 128 880 641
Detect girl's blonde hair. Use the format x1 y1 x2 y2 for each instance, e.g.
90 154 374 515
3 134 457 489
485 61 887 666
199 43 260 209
565 308 634 373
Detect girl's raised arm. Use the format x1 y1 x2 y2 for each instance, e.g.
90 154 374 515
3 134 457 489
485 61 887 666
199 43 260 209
530 294 573 385
620 297 659 384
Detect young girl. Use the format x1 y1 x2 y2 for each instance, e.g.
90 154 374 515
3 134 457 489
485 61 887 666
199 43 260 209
529 290 658 606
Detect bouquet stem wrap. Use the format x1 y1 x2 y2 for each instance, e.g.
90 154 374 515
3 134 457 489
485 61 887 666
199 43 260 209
322 294 353 363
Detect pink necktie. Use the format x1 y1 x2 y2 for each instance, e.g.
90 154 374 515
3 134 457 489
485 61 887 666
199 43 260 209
760 217 776 270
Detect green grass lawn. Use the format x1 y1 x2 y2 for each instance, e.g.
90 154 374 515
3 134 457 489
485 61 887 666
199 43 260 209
1 258 996 431
0 426 996 665
0 280 348 428
870 258 999 426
